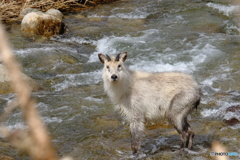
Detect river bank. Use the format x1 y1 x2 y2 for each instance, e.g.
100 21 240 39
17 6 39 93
0 0 118 23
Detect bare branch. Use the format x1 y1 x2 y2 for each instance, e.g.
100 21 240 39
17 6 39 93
0 22 58 160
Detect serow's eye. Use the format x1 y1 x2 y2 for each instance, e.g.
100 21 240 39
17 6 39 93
118 65 121 68
106 66 110 71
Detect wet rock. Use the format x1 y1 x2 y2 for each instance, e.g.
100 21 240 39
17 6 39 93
21 9 65 38
225 105 240 112
0 64 42 94
223 118 240 126
223 105 240 126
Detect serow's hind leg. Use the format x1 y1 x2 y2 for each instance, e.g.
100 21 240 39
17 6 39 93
172 117 195 150
181 120 195 149
180 131 188 148
186 129 194 149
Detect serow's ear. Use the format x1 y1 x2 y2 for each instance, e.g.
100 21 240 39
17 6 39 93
98 54 111 64
115 52 127 62
98 54 106 64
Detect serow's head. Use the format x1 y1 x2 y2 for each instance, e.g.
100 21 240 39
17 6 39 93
98 52 128 82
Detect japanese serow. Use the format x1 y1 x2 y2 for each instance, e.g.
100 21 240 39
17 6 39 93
98 52 201 155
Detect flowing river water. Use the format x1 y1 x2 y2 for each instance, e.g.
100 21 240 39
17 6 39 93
1 0 240 159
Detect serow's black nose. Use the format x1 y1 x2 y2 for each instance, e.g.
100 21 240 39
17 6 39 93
111 74 118 81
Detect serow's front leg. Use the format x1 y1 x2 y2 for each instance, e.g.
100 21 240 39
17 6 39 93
130 121 145 156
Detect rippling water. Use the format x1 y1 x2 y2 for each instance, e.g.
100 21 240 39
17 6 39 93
1 0 240 159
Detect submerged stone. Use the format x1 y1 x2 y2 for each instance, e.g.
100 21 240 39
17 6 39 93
0 64 42 94
223 118 240 126
225 105 240 112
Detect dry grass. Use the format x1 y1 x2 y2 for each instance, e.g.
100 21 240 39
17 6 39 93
0 0 117 23
0 0 22 22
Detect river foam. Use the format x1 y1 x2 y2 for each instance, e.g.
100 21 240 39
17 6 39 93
53 71 102 91
88 30 223 74
206 2 239 17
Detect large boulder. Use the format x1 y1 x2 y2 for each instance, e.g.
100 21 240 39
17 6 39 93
21 9 65 38
0 64 42 94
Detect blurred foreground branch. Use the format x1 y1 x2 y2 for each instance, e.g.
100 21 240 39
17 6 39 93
212 141 228 160
0 22 58 160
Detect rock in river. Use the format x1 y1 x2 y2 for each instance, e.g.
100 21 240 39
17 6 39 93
21 9 65 38
0 64 42 94
223 105 240 126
